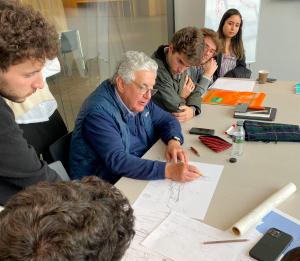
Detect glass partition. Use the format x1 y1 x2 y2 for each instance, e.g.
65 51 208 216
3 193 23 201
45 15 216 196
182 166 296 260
22 0 169 130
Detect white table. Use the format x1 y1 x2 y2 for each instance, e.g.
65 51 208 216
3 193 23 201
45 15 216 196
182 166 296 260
116 80 300 230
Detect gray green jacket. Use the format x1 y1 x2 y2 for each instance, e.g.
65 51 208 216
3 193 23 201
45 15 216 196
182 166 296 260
152 45 210 114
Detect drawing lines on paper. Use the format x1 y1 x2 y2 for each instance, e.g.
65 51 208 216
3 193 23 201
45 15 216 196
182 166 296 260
121 208 171 261
133 162 224 220
142 212 239 261
122 244 170 261
166 182 184 210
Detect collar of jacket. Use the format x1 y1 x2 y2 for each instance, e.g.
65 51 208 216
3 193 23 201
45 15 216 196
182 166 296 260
153 45 173 75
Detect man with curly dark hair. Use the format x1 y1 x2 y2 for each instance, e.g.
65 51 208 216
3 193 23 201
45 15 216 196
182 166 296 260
0 0 61 205
0 175 135 260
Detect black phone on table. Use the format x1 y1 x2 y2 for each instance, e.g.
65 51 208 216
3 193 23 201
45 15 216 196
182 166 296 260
249 228 293 261
267 78 277 83
189 127 215 135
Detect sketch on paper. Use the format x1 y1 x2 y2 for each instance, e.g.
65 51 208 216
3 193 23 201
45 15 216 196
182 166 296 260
167 182 182 209
133 161 224 220
142 212 240 261
121 208 171 261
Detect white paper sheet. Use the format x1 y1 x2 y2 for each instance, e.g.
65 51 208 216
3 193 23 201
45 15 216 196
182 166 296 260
211 78 255 92
133 162 224 220
122 208 171 261
142 212 241 261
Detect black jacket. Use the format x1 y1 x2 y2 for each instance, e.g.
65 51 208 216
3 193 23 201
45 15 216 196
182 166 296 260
0 97 61 205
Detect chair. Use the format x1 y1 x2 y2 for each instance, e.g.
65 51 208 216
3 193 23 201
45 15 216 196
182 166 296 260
19 110 68 163
49 132 73 175
60 30 87 77
48 161 70 181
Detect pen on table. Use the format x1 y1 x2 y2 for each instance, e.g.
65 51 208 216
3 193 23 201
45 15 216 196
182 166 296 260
202 239 249 245
190 146 200 157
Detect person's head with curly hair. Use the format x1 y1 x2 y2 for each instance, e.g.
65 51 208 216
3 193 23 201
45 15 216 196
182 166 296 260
0 176 135 261
0 0 59 102
167 26 204 76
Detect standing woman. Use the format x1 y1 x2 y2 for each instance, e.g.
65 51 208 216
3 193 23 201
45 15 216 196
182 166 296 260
214 8 251 79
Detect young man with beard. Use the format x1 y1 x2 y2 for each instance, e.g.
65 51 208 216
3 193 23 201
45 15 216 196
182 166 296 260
0 0 61 205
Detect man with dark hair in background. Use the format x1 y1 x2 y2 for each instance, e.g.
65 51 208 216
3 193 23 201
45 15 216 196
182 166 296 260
0 176 135 260
0 0 61 205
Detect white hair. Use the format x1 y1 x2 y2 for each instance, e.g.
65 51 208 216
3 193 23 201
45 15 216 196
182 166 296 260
112 51 158 84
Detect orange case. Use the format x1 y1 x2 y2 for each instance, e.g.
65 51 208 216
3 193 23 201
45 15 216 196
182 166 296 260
202 89 266 109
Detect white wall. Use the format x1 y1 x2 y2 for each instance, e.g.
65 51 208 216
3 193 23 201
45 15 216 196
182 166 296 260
251 0 300 80
174 0 300 80
174 0 205 30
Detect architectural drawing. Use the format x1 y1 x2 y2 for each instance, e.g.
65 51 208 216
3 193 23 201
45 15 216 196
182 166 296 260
133 161 224 220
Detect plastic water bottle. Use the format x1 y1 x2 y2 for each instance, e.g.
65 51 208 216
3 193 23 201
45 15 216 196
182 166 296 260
230 120 245 161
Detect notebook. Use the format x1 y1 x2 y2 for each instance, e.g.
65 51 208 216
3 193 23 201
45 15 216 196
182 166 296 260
234 107 277 121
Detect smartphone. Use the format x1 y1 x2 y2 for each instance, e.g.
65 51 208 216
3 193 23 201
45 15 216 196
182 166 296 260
267 78 277 83
249 228 293 261
189 127 215 135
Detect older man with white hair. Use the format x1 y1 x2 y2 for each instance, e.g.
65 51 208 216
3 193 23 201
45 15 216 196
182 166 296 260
70 51 201 184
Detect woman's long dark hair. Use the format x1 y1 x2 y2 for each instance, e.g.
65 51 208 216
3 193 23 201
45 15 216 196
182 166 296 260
217 8 245 60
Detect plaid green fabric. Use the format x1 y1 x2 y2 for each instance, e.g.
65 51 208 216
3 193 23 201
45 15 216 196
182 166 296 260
244 120 300 142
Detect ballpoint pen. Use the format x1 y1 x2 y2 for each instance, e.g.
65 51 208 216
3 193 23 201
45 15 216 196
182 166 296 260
203 239 249 244
190 146 200 157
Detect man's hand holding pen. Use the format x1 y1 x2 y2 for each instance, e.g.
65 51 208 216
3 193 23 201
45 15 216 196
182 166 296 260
190 146 200 157
165 140 202 182
165 162 202 182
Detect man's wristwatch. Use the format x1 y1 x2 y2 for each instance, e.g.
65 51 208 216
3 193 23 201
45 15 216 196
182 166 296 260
170 136 181 144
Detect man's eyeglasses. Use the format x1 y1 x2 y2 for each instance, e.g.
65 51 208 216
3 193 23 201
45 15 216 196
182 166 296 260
202 42 216 57
131 80 158 96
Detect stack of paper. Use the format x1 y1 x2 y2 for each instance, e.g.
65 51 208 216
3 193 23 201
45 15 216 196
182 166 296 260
123 161 226 260
122 208 171 261
142 212 240 261
234 107 277 121
211 78 256 92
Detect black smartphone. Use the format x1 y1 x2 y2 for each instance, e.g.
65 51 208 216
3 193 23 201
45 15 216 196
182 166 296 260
267 78 277 83
249 228 293 261
189 127 215 135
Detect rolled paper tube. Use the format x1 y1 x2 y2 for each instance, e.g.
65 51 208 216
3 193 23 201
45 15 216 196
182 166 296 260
232 183 297 236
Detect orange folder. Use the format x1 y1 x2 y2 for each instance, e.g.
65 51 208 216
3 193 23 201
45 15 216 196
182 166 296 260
202 89 266 109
